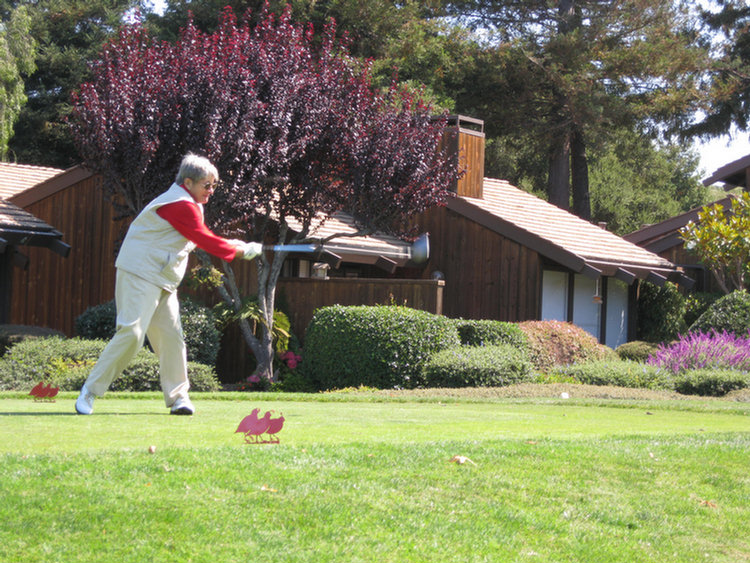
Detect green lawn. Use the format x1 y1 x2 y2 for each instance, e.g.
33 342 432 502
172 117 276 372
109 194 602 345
1 392 749 562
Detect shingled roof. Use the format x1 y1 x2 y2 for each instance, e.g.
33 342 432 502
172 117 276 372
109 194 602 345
703 153 750 188
448 178 686 285
0 199 70 256
0 162 64 200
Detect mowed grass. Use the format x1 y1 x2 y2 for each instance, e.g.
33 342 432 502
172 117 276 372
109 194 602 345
1 392 749 563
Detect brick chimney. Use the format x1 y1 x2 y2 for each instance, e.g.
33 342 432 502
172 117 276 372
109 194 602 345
440 115 485 199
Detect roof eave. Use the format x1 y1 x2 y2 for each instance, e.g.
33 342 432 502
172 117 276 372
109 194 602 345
447 196 684 286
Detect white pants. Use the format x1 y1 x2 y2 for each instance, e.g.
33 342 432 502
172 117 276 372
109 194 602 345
83 269 190 408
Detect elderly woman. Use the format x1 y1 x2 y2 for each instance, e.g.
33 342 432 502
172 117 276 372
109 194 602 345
76 153 260 415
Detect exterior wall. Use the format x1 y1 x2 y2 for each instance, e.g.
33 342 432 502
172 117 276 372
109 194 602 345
10 175 126 334
656 244 720 293
415 205 542 322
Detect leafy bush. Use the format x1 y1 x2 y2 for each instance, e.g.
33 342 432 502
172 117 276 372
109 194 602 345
637 281 687 343
75 296 220 366
303 305 460 390
673 369 750 397
684 292 722 328
647 330 750 374
689 290 750 336
615 340 660 362
517 320 615 371
453 319 528 349
0 337 219 392
74 301 117 341
551 360 674 390
422 344 533 388
0 325 65 357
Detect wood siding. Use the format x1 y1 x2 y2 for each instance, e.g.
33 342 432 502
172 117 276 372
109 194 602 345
10 175 127 334
415 205 541 322
277 278 444 335
456 129 485 199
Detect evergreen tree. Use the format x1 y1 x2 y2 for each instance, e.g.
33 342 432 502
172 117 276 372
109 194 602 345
7 0 138 167
443 0 713 220
686 0 750 141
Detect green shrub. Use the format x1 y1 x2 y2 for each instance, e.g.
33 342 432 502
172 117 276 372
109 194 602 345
74 301 117 341
518 320 615 371
422 344 533 388
0 325 65 357
673 369 750 397
637 281 687 343
615 340 660 362
303 305 460 390
551 360 674 390
453 319 528 349
0 337 219 392
179 297 221 366
684 292 723 328
75 296 221 366
689 290 750 336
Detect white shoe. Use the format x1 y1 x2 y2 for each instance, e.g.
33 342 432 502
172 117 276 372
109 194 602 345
75 384 95 415
170 396 194 415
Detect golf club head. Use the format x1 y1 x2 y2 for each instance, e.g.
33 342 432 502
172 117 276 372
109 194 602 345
410 233 430 264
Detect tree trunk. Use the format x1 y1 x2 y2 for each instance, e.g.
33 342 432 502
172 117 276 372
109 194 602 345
548 133 570 210
571 127 591 221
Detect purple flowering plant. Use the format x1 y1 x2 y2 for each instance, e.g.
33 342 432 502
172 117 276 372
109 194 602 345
647 330 750 374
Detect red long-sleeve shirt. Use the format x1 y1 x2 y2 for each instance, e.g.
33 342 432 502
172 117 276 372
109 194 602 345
156 196 238 262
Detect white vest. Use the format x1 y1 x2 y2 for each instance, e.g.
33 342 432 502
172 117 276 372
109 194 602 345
115 183 201 292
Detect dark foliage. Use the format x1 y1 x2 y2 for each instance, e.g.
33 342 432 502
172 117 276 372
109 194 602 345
689 290 750 336
637 281 687 343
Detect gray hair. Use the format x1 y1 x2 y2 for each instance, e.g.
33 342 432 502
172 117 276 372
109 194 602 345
175 153 219 184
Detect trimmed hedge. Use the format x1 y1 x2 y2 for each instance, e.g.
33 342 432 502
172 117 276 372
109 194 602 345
422 344 533 388
673 369 750 397
615 340 660 362
690 290 750 336
75 296 221 366
550 360 674 390
453 319 528 349
303 305 460 390
0 325 65 357
0 337 220 392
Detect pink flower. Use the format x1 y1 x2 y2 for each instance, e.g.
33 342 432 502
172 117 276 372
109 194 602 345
247 375 261 383
287 358 297 369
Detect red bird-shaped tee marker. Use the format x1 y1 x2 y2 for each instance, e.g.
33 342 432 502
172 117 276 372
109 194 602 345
265 414 285 443
236 409 284 444
29 382 59 401
235 408 261 435
236 410 272 443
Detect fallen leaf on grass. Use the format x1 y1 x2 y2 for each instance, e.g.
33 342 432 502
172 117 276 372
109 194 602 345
699 499 718 509
260 485 278 493
449 455 477 466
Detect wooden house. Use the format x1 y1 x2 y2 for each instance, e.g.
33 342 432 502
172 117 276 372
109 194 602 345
4 115 692 381
624 152 750 294
0 199 70 324
284 116 690 349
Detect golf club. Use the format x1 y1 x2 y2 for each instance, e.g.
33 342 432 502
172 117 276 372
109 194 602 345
263 232 430 264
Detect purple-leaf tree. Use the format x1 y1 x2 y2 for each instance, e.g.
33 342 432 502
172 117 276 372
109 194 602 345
70 6 457 381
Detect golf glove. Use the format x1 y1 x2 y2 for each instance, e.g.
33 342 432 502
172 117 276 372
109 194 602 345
237 241 263 260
